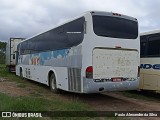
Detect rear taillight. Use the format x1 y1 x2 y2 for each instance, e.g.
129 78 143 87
138 66 140 77
86 66 93 78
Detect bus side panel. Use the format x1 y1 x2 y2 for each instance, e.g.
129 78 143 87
140 69 159 91
16 65 49 85
51 67 68 91
16 65 69 91
140 58 160 91
16 65 21 76
139 73 144 89
158 78 160 91
16 45 83 92
143 74 158 90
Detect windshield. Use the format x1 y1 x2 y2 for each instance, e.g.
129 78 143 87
92 15 138 39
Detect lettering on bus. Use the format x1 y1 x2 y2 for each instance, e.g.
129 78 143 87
140 64 160 70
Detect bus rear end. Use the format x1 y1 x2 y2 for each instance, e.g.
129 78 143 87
93 48 139 81
83 11 140 93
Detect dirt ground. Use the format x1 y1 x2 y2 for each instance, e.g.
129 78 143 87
0 77 160 120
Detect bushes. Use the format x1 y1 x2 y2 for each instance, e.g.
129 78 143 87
0 53 5 64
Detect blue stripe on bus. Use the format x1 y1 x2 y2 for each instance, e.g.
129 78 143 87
140 64 160 70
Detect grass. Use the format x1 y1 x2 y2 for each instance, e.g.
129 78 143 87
0 92 49 111
122 91 160 102
0 64 24 84
0 92 89 112
0 64 96 119
17 83 27 88
30 91 43 97
0 92 102 120
0 64 144 119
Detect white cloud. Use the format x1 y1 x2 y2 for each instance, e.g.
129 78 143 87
0 0 160 41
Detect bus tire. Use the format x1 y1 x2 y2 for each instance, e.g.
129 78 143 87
20 68 23 78
49 73 59 93
7 66 11 73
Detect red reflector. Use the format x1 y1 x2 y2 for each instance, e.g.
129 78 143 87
86 66 93 73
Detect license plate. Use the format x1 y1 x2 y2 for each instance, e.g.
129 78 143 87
112 78 122 82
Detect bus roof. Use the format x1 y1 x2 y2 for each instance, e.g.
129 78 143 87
140 29 160 36
21 11 137 43
90 11 137 21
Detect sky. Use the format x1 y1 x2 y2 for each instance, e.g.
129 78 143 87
0 0 160 42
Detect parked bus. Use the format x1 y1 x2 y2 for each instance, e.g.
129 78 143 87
140 30 160 92
16 11 140 93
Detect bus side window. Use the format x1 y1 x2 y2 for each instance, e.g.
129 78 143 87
84 21 87 34
13 54 15 59
140 41 146 56
140 36 147 57
58 27 64 34
148 35 160 56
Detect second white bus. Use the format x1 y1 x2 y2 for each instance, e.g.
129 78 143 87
16 11 140 93
140 30 160 92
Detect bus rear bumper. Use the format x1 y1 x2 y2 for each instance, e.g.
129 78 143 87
83 77 139 93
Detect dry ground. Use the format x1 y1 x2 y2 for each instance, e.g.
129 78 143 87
0 77 160 120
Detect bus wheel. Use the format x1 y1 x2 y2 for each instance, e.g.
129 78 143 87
49 73 59 93
7 66 11 73
20 68 23 78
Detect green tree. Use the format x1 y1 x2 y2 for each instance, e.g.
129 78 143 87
0 41 7 52
0 41 7 64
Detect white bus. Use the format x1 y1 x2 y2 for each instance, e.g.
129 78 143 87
140 30 160 92
16 11 140 93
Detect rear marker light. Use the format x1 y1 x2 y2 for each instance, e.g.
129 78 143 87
86 66 93 78
115 46 121 48
112 13 121 16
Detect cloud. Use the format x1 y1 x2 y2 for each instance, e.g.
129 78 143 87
0 0 160 41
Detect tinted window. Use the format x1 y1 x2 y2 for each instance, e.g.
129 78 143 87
148 36 160 56
20 17 85 55
140 36 147 57
92 15 138 39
